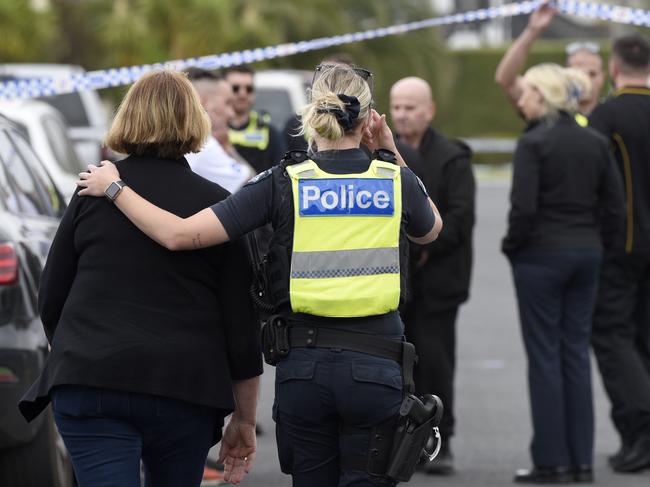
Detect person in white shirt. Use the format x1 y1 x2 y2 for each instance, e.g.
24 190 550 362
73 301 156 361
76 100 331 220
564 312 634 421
185 68 254 193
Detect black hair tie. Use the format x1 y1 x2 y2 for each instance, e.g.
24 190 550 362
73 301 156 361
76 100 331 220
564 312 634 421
317 94 361 130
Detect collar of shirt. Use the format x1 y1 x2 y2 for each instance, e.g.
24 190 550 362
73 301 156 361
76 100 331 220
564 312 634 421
126 154 191 169
311 148 371 174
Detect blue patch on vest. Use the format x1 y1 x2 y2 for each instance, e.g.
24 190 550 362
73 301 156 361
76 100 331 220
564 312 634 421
298 178 394 216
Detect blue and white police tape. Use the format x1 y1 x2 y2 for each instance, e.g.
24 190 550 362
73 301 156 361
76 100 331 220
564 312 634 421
1 0 648 100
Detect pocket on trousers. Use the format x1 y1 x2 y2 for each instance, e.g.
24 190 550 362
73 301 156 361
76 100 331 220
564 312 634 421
351 362 403 391
276 360 316 383
51 385 101 417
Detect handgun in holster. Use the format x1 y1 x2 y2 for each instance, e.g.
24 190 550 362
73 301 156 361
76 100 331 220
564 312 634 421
383 393 444 482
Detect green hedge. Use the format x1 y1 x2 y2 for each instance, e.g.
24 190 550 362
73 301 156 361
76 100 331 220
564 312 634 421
378 41 608 142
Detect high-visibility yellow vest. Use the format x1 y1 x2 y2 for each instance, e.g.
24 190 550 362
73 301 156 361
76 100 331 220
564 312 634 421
575 113 588 127
228 111 270 150
286 159 402 318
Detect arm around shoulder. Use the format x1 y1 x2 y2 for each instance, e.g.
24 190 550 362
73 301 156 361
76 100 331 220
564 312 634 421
77 162 230 250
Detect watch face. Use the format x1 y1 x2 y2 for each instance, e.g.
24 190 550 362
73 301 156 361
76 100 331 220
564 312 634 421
105 182 120 200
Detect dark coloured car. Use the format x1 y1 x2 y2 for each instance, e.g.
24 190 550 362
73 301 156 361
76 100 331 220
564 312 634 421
0 115 74 486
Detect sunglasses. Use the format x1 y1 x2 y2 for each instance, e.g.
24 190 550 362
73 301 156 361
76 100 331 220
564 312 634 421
311 63 375 103
565 41 600 57
232 84 254 94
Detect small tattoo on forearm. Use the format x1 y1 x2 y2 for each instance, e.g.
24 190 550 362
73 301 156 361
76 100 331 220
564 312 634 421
192 233 203 249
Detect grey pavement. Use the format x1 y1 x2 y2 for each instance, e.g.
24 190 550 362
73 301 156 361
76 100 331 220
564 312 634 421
213 179 650 486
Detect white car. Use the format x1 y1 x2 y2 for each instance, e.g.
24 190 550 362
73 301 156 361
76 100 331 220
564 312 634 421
254 69 312 131
0 100 84 202
0 64 109 165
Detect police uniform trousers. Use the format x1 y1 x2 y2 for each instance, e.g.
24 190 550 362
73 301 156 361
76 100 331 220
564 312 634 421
401 305 457 441
510 248 601 468
591 250 650 447
273 347 404 487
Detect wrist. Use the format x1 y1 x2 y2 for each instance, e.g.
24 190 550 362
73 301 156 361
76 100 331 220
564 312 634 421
232 411 256 425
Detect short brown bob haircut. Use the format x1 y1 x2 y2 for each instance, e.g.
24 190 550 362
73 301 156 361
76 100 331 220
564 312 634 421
106 69 210 159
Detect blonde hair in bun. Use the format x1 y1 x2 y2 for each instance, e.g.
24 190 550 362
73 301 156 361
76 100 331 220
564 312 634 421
523 63 591 115
300 66 372 148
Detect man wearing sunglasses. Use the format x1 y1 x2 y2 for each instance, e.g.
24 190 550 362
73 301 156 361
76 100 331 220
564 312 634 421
495 0 605 122
224 66 285 173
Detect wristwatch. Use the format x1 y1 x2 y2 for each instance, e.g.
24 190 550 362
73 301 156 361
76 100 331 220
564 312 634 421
104 180 127 202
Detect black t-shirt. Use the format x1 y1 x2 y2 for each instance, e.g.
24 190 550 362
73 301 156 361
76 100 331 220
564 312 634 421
589 87 650 254
211 148 435 336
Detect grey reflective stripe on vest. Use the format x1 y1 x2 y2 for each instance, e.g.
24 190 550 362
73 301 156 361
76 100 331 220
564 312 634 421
291 247 399 279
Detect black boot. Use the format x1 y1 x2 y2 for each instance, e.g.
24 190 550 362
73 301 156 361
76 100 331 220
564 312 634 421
572 465 594 483
608 442 633 469
613 436 650 473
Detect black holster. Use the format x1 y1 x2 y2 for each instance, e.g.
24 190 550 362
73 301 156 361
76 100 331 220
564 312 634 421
384 394 444 482
261 315 290 366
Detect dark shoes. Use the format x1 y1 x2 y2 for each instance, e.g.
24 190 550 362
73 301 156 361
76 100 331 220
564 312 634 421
514 467 573 484
514 466 593 484
419 441 454 475
611 436 650 473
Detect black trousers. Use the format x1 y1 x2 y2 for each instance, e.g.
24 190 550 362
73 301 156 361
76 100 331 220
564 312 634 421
511 249 601 468
592 251 650 445
402 305 457 440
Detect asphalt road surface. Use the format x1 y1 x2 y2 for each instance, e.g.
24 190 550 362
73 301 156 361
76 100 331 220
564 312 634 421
210 176 650 486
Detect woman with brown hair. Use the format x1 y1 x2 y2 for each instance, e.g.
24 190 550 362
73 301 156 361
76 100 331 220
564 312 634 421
18 70 262 487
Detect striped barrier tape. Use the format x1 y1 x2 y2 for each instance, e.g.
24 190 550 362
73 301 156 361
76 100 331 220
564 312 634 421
0 0 648 100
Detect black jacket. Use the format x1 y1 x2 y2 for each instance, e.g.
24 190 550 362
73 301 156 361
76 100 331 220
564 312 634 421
502 112 625 256
405 127 476 312
19 155 262 422
589 87 650 255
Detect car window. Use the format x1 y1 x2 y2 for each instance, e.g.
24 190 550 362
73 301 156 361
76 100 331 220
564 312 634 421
254 88 293 131
0 130 61 217
41 114 84 173
38 92 89 127
0 132 14 212
11 131 64 216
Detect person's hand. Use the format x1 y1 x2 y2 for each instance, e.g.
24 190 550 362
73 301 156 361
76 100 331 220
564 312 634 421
218 415 256 484
528 0 556 33
362 109 397 153
77 161 121 197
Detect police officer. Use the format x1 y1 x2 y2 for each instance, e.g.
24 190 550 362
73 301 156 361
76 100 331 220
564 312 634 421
77 64 443 487
224 65 285 173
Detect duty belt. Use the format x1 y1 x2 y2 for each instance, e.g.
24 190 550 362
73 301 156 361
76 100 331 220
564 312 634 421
289 325 417 393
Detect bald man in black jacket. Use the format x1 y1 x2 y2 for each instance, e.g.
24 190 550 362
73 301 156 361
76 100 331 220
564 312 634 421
391 76 476 475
